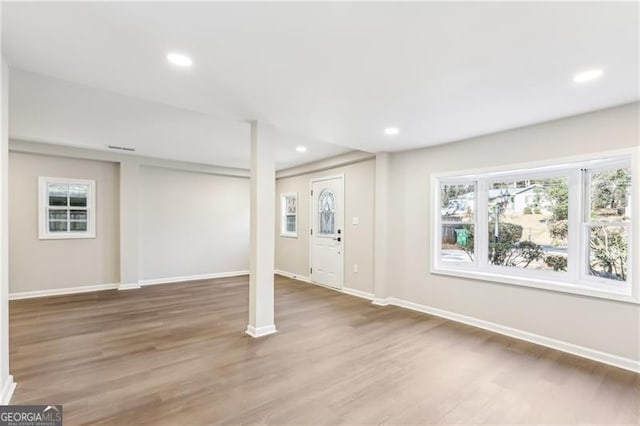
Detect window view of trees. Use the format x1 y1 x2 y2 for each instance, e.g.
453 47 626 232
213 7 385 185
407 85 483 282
588 168 631 281
440 184 475 263
486 177 569 271
439 163 631 285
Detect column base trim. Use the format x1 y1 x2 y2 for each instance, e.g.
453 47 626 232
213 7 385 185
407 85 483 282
245 324 277 338
371 297 391 306
1 375 16 405
118 283 142 291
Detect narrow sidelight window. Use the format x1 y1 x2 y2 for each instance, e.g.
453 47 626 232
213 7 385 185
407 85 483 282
280 192 298 237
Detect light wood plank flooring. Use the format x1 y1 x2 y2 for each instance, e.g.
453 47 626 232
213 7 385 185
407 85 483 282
9 275 640 425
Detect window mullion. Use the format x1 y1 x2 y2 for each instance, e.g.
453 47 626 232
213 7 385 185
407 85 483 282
476 179 488 269
567 169 582 282
66 184 71 233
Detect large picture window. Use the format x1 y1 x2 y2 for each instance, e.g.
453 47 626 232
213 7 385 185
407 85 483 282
432 153 635 301
39 177 96 239
486 175 569 272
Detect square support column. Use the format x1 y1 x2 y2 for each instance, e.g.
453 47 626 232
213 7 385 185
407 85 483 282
373 152 390 305
246 121 277 337
0 55 16 404
119 159 141 290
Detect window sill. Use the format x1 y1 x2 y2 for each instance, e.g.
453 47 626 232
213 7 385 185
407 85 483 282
39 233 96 240
280 233 298 239
430 266 639 304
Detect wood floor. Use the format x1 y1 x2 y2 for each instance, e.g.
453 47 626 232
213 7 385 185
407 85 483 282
9 276 640 425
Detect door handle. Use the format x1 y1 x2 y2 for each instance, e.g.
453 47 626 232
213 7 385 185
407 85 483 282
333 237 342 242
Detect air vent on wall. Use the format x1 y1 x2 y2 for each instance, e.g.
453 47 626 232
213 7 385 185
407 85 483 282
107 145 136 152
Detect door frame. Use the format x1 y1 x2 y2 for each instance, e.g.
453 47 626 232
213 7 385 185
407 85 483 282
308 174 345 290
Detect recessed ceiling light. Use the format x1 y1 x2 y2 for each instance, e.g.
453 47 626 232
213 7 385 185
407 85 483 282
384 127 399 135
573 69 603 84
296 146 307 153
166 52 193 67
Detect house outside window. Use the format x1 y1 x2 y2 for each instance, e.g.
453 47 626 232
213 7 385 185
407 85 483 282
432 152 635 302
440 183 476 265
39 177 96 239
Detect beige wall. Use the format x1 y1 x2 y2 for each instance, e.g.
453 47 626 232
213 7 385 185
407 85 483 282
275 159 375 294
386 103 640 361
9 151 119 292
139 166 250 281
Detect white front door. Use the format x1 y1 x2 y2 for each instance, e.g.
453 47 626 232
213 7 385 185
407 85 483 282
310 176 344 289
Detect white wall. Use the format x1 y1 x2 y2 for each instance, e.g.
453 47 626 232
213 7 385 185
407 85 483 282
139 166 249 282
275 159 375 295
386 103 640 362
8 152 120 293
0 53 15 403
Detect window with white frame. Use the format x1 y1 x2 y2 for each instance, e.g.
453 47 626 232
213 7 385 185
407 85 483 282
440 183 476 264
432 154 634 301
39 177 96 239
280 192 298 237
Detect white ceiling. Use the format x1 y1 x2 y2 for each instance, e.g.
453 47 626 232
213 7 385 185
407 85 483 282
2 2 638 167
8 70 350 169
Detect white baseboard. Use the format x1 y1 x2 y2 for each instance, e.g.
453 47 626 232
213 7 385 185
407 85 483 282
245 324 277 338
385 296 640 374
118 282 141 291
10 272 251 299
341 287 374 300
277 269 375 302
279 274 640 373
139 270 249 286
275 269 311 283
9 283 120 300
371 297 391 306
0 375 16 405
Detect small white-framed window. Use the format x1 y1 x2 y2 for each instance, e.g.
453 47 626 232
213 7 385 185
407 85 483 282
39 177 96 240
432 152 635 302
280 192 298 237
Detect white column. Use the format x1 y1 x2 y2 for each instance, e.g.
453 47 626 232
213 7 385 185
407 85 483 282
119 159 141 290
246 121 277 337
0 55 16 403
373 152 390 305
